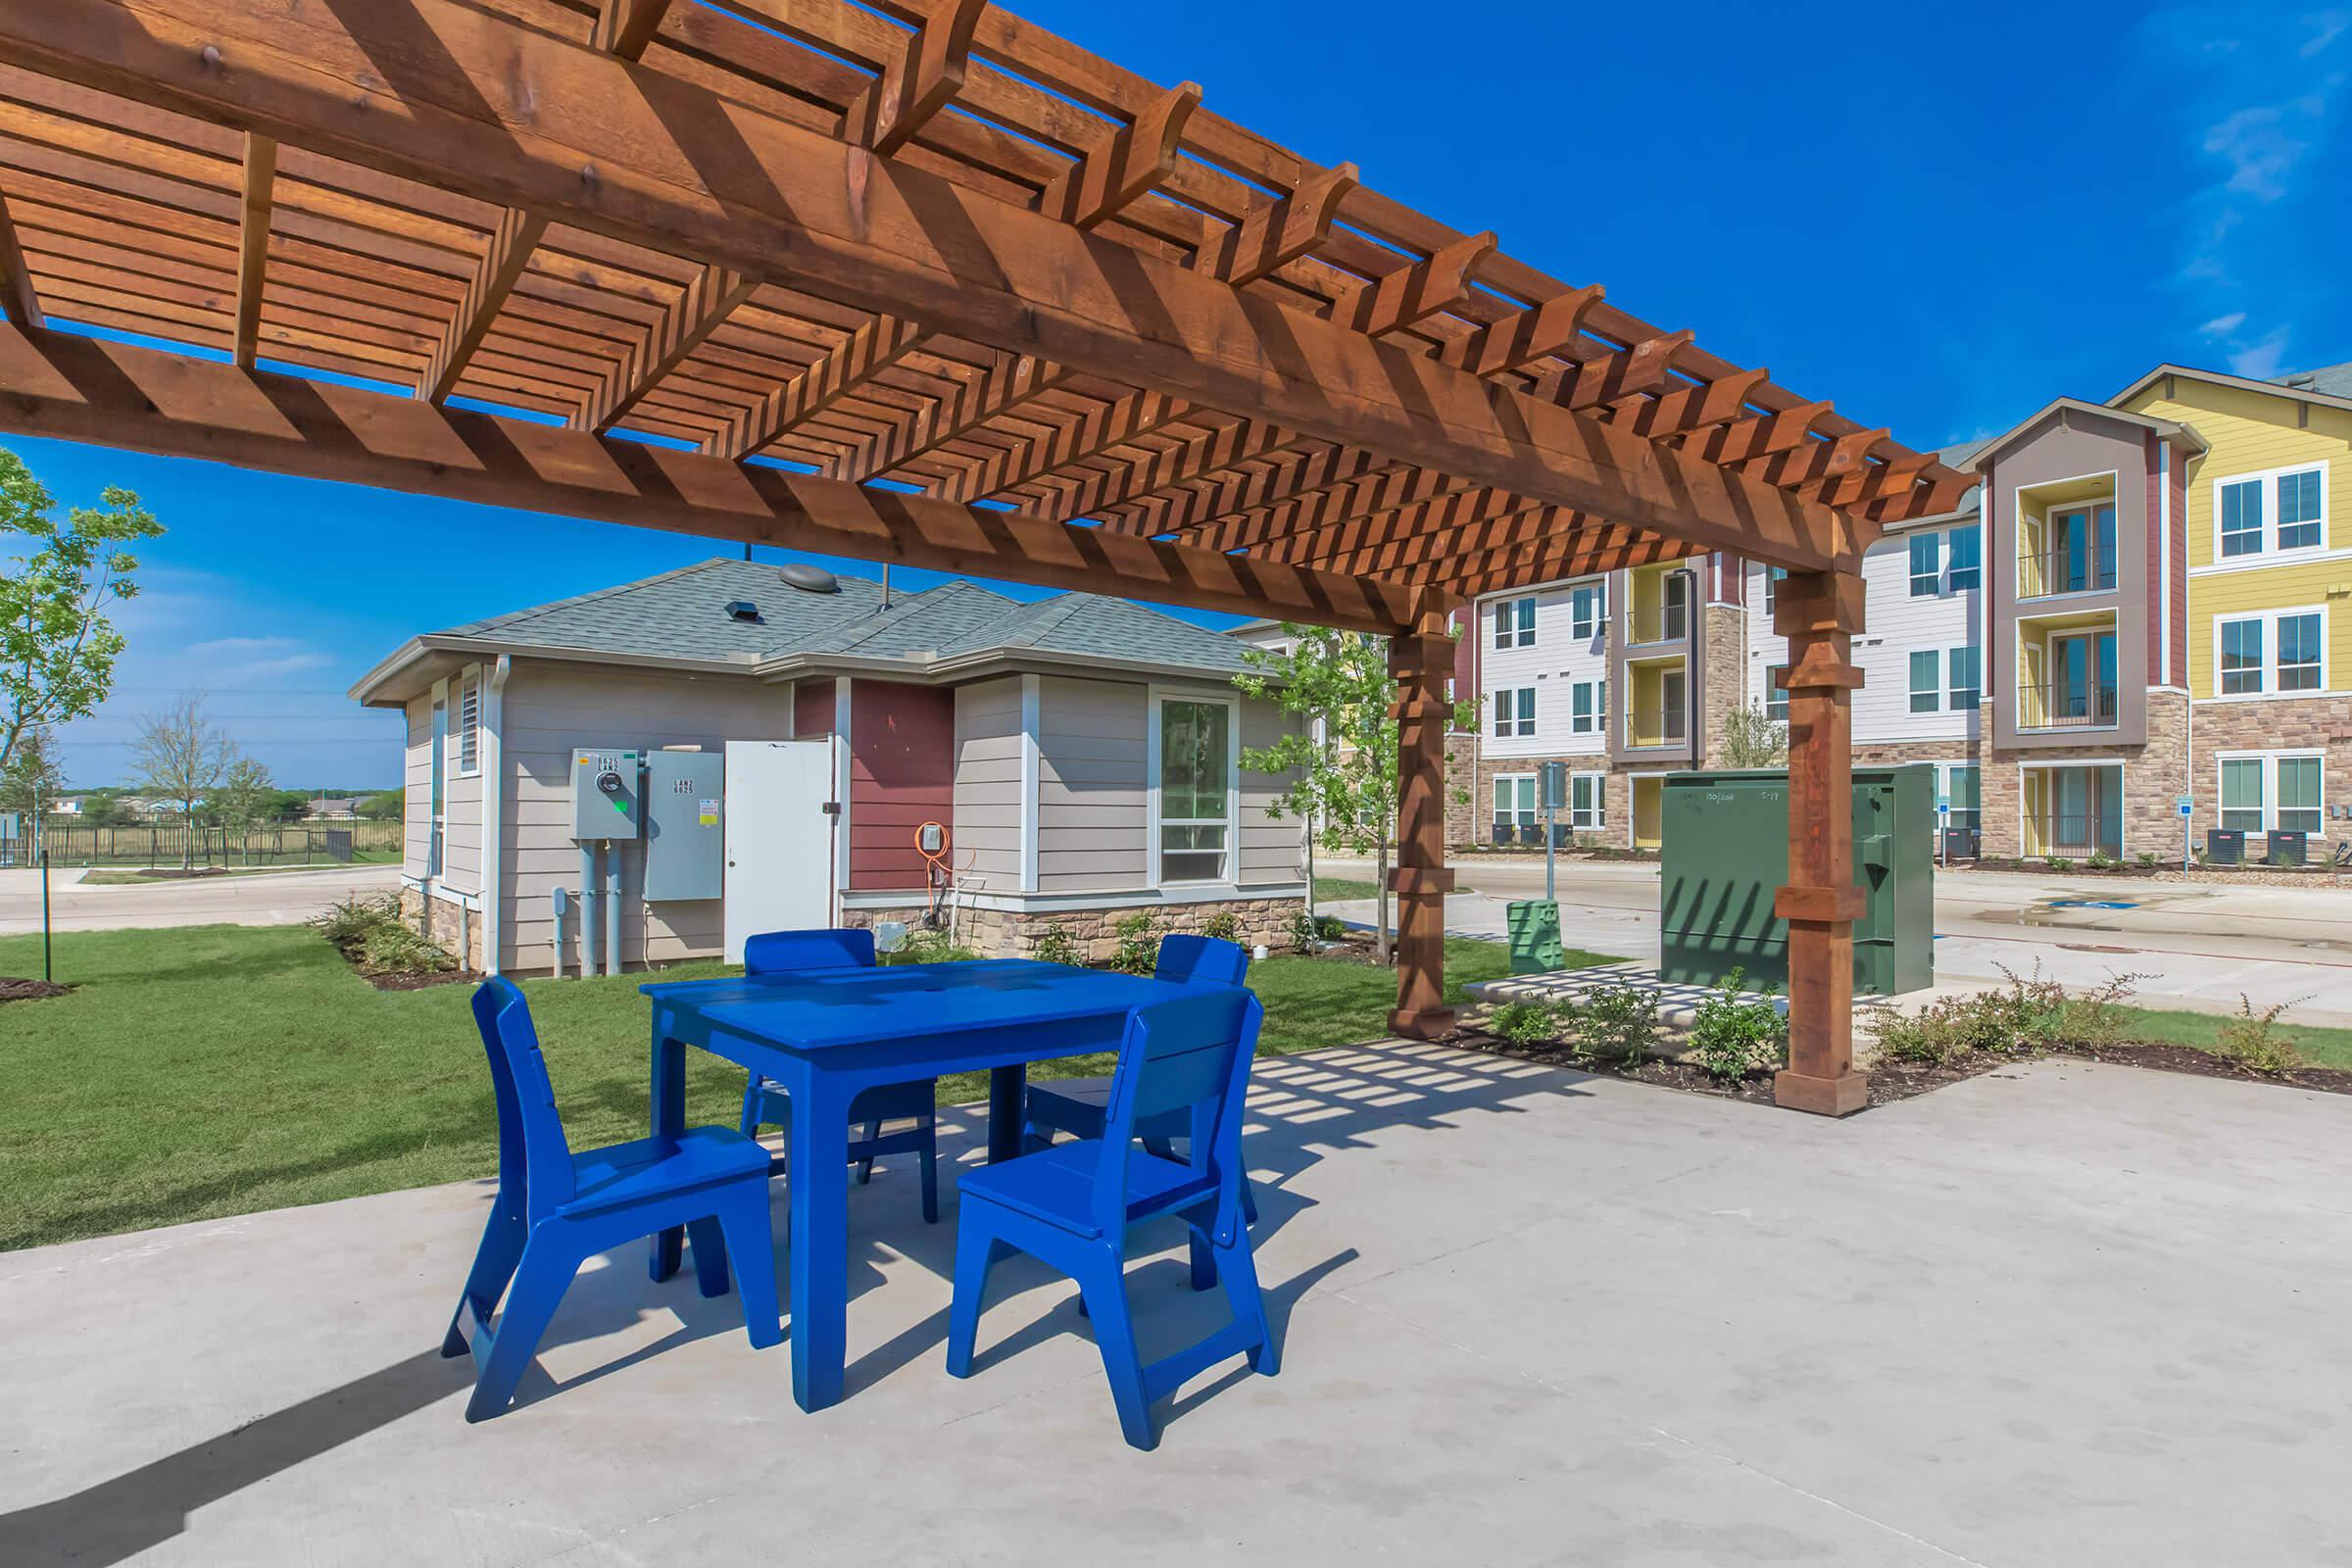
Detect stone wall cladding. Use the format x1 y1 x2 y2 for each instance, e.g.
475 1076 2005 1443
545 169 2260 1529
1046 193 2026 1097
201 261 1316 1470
399 884 484 971
2185 695 2352 854
1981 690 2188 859
1698 603 1748 768
843 895 1307 962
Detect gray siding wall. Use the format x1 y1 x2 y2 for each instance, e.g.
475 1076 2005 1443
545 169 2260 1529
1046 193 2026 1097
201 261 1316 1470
403 694 432 879
1037 675 1149 893
442 668 483 895
500 662 791 973
953 676 1024 893
1238 695 1304 885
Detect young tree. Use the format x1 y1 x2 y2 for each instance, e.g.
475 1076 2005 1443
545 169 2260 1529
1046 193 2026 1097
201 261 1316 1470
211 756 275 864
131 694 234 867
0 724 65 836
1717 701 1788 768
0 447 165 775
359 787 406 822
1235 625 1473 964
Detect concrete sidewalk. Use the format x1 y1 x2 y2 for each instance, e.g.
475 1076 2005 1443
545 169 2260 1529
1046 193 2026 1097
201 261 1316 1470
4 1049 2348 1565
0 863 402 937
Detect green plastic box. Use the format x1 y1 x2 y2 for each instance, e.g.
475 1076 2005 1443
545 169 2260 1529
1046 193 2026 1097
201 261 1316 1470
1506 900 1566 974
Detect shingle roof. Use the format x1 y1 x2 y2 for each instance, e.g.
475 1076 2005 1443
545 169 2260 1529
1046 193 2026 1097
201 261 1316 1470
2276 362 2352 399
430 559 1250 675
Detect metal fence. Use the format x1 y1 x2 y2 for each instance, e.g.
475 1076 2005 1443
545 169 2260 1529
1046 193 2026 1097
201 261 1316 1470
5 819 405 868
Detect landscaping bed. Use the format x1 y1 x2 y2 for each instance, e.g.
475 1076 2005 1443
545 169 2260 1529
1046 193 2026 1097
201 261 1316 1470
311 891 474 991
0 977 71 1004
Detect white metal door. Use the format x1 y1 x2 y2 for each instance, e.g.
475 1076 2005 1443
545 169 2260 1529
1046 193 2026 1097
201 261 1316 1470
723 739 838 963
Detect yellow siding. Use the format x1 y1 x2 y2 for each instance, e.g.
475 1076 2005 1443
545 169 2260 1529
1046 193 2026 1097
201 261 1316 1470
2120 378 2352 698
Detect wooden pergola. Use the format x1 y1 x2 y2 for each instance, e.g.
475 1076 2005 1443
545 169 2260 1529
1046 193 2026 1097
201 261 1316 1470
0 0 1970 1114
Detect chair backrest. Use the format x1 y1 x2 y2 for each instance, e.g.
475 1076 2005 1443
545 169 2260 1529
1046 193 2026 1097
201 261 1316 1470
745 927 875 975
1094 988 1263 1242
470 976 575 1223
1154 932 1250 987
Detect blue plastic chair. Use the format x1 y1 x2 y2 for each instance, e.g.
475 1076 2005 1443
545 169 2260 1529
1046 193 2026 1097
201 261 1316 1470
737 928 940 1223
1022 934 1257 1223
947 988 1276 1449
442 977 780 1422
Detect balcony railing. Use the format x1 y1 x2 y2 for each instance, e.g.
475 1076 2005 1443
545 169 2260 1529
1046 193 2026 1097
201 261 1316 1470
2019 681 2119 730
2019 542 2117 598
1625 706 1688 747
2030 813 2122 858
1625 603 1689 645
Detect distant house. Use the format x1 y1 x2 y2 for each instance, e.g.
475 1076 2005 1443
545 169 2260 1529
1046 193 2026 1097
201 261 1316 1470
304 797 362 820
351 560 1304 975
51 796 86 816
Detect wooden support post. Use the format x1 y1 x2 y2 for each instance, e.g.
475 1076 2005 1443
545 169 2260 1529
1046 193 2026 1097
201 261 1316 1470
1773 568 1868 1115
1388 611 1457 1039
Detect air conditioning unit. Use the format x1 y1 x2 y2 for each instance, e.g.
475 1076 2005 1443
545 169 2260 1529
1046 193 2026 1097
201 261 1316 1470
2205 829 2244 865
2266 831 2306 867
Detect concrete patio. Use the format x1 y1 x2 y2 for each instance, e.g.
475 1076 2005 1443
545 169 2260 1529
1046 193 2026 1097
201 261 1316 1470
5 1044 2348 1566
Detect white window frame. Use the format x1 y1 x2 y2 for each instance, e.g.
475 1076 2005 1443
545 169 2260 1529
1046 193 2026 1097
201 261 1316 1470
1492 772 1536 840
1568 579 1606 641
1947 645 1981 710
427 680 448 881
1908 648 1940 713
1146 686 1240 889
1762 566 1787 616
1908 531 1941 597
1568 770 1606 831
1764 664 1788 723
2216 750 2326 838
1493 685 1537 738
1946 524 1982 592
2211 605 2328 701
1494 596 1536 650
2211 460 2329 564
1937 762 1982 833
1569 679 1604 735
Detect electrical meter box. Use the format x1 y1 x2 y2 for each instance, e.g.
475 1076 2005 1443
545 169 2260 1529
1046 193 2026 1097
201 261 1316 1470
570 748 643 840
644 750 724 901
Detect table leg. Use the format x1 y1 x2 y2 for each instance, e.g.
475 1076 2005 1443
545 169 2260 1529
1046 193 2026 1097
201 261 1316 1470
648 1023 687 1282
787 1075 851 1413
987 1062 1028 1164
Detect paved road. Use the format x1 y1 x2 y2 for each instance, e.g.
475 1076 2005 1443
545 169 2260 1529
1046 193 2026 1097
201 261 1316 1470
1323 857 2352 1025
0 863 403 937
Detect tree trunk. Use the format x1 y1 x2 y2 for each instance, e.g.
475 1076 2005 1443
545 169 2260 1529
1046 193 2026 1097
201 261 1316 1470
1375 832 1393 965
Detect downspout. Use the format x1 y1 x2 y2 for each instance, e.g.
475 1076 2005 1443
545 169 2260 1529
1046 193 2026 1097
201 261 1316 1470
480 656 511 974
1678 564 1702 765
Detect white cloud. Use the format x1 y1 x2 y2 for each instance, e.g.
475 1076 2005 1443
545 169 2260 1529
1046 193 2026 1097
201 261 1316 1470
2304 9 2351 57
184 635 305 658
2201 93 2324 202
2227 325 2293 378
2198 310 2247 336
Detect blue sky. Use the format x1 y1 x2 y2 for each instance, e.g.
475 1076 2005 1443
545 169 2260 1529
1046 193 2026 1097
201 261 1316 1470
9 0 2346 788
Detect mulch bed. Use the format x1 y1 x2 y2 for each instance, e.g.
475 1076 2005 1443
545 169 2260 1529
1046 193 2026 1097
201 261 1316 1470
1445 1026 2352 1107
0 976 73 1003
363 966 482 993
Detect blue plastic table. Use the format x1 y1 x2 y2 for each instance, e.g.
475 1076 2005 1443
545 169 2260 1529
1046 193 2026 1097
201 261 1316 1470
641 959 1213 1412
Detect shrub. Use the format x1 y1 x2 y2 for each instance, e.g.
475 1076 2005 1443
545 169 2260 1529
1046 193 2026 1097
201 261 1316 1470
1108 909 1159 974
2215 994 2309 1074
885 926 979 966
1199 910 1242 943
2136 852 2162 869
356 921 456 977
1868 964 2145 1065
310 890 401 948
1028 924 1083 967
1487 999 1571 1049
1687 966 1788 1081
1577 980 1659 1070
2053 969 2148 1050
2083 852 2117 870
1288 908 1320 952
2045 856 2074 873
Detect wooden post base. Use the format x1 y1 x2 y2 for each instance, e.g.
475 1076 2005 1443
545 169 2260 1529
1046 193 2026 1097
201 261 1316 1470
1774 1067 1870 1117
1389 1005 1457 1041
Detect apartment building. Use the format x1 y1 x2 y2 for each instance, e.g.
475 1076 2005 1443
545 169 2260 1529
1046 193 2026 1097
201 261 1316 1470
1451 358 2352 863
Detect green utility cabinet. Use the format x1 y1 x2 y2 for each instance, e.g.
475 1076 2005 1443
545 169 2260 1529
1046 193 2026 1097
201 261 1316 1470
1659 765 1935 996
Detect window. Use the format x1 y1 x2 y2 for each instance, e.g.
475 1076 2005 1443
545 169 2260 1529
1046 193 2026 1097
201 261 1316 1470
1569 772 1606 830
2220 757 2265 831
1570 680 1599 734
2279 757 2324 834
1569 581 1605 640
456 673 480 776
2278 612 2323 691
2279 468 2325 551
1156 698 1232 883
1908 532 1940 596
1947 646 1981 710
1763 566 1787 615
1909 649 1940 713
1941 764 1981 834
2221 617 2265 695
1493 686 1536 738
427 693 447 879
1493 774 1536 843
1494 597 1536 649
1946 525 1981 591
2217 464 2328 561
1764 665 1788 723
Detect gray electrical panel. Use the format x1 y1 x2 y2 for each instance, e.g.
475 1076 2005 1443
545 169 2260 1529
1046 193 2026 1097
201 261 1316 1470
644 750 724 901
570 748 643 839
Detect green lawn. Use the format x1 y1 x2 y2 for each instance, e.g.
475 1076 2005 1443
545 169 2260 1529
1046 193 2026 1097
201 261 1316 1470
2102 1004 2352 1070
0 924 1543 1251
1311 875 1382 902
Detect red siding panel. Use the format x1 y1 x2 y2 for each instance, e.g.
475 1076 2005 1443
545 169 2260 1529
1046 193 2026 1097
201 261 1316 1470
2170 441 2189 689
848 678 955 891
792 679 835 738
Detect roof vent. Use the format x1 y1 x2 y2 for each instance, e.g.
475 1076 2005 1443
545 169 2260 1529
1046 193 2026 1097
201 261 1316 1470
2285 373 2317 388
724 600 762 622
778 562 840 594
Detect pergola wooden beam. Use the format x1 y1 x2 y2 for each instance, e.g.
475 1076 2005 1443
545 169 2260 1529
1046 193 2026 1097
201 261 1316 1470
0 185 47 329
937 385 1185 504
707 311 927 462
229 130 272 368
841 351 1072 483
1 0 1875 572
1040 80 1201 231
572 262 760 434
0 319 1417 633
419 206 549 404
1024 416 1298 523
592 0 674 61
844 0 987 157
1337 230 1495 339
1436 283 1602 377
1193 162 1357 288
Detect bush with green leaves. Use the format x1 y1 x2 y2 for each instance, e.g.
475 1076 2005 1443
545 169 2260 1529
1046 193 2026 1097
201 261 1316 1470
1487 999 1573 1049
2215 994 2309 1074
884 926 979 966
1577 979 1658 1070
2083 852 2117 870
356 920 456 978
2045 856 2074 873
2136 852 2162 869
1028 923 1083 967
1198 910 1242 943
1108 909 1159 974
1867 963 2145 1065
1686 966 1788 1082
309 890 402 949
